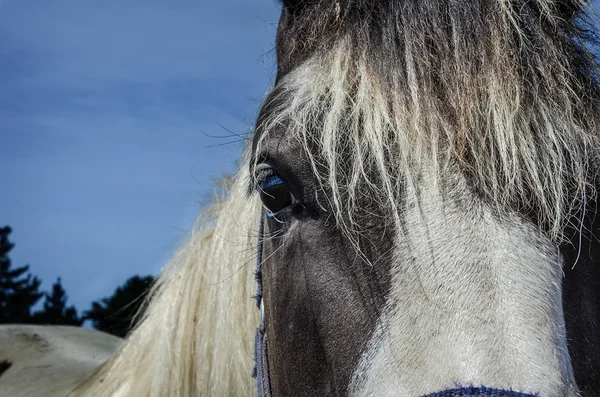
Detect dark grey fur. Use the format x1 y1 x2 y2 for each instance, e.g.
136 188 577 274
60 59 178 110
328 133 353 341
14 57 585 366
253 118 395 395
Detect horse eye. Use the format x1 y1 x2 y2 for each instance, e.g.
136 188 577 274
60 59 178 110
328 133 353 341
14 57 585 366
257 173 296 216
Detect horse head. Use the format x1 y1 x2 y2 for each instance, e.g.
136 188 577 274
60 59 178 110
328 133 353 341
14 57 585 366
251 0 600 395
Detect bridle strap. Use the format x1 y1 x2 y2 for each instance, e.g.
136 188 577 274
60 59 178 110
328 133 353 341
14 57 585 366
253 211 272 397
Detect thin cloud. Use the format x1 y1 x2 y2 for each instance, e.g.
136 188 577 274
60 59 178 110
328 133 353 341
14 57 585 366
0 0 280 313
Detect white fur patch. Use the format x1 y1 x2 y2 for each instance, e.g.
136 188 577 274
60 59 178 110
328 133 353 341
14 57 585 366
349 171 577 397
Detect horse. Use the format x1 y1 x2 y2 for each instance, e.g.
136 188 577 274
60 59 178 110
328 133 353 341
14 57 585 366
2 0 600 395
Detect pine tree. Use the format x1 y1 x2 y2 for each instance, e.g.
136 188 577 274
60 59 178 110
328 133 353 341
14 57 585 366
84 275 154 337
33 278 82 326
0 226 43 323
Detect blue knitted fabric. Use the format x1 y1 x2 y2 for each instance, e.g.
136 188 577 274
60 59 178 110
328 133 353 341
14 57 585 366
422 386 538 397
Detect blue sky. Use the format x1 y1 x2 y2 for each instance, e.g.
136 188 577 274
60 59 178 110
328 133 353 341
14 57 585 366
2 1 600 317
0 0 281 314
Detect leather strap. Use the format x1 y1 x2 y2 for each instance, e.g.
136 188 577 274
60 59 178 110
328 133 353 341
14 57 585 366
253 212 272 396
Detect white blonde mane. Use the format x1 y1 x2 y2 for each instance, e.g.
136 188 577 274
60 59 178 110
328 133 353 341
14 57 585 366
71 164 260 396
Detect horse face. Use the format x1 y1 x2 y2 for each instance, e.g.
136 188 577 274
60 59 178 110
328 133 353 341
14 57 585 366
250 0 600 396
251 114 582 397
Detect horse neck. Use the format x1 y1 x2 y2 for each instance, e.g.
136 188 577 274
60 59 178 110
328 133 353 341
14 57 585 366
350 170 577 397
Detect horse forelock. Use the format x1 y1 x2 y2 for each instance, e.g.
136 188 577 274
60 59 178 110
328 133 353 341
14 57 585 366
258 0 600 242
276 0 591 73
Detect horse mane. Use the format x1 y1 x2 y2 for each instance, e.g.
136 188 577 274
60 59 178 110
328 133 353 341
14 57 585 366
70 160 260 396
255 0 600 242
